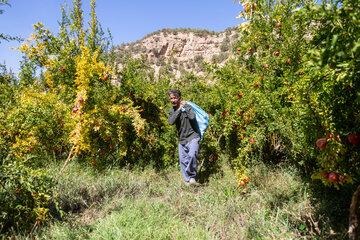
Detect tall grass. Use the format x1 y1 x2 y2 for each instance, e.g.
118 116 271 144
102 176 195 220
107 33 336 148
13 159 347 239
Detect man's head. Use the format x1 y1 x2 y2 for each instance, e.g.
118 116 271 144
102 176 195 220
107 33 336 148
168 89 181 108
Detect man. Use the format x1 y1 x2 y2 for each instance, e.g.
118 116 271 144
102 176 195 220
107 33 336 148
168 89 200 186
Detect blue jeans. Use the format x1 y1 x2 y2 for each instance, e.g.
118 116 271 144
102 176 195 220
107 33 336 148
178 137 200 182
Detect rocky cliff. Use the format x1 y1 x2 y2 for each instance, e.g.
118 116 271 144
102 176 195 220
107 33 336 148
113 28 240 79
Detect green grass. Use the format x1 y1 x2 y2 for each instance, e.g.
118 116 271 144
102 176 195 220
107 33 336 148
11 158 348 240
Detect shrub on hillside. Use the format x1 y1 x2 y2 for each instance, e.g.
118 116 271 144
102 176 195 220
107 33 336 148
0 162 56 236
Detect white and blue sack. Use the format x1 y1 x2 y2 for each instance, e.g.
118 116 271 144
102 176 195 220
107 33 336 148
181 101 209 140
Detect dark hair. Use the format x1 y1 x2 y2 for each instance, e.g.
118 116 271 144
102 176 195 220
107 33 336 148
168 89 181 98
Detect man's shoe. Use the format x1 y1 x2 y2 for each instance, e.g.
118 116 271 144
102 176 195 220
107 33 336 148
189 178 198 185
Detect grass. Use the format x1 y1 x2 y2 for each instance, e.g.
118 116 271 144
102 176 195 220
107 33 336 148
11 157 349 240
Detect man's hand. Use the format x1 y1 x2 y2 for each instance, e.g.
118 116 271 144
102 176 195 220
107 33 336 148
178 101 186 111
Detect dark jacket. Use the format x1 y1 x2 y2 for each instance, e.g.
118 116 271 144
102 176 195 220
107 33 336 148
168 103 199 145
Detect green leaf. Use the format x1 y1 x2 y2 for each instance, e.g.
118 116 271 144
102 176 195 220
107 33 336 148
331 35 338 48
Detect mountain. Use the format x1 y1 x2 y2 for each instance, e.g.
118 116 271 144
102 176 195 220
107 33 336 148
112 27 241 79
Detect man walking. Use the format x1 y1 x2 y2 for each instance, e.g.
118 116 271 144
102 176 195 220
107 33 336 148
168 89 200 186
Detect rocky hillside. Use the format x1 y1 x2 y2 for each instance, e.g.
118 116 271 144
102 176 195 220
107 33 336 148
113 27 241 79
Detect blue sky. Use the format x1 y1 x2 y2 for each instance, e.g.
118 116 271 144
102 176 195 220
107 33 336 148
0 0 244 75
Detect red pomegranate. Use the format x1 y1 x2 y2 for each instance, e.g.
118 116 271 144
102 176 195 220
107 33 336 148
316 138 327 150
328 172 339 182
348 133 360 146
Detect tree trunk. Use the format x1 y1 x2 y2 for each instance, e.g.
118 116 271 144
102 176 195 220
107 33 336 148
349 184 360 240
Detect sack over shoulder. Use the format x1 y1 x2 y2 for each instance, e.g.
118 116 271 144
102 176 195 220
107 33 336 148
185 101 209 140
